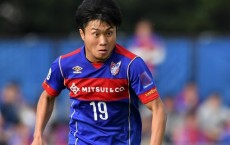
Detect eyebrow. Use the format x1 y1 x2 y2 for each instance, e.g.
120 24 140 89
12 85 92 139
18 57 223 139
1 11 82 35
91 26 114 31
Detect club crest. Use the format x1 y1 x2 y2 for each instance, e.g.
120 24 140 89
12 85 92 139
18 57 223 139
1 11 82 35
110 61 121 76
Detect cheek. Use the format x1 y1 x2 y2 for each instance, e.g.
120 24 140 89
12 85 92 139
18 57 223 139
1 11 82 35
84 36 98 46
110 34 117 43
109 37 116 47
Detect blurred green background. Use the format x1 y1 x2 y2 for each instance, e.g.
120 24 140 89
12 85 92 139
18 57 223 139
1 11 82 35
1 0 230 35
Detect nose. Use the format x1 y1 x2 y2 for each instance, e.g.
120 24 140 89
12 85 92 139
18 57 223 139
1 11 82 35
99 35 107 46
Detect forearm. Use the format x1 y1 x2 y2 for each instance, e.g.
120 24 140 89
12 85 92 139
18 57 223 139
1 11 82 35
146 98 167 145
33 91 55 138
150 104 167 145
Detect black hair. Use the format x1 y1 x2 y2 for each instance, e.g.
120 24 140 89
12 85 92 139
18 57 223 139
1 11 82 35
75 0 122 31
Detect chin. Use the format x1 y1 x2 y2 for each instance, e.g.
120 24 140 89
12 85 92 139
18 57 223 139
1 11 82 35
96 56 109 62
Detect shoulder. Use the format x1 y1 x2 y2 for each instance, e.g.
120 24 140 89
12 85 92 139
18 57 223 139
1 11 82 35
61 47 82 59
114 44 148 70
115 44 137 60
57 47 82 73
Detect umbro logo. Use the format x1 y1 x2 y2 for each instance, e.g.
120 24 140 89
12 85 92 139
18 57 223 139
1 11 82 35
72 66 83 74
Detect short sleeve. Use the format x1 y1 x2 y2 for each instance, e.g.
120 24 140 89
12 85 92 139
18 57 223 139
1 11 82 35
42 57 65 97
129 57 159 104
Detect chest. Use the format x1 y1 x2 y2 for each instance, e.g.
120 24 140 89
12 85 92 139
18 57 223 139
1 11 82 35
63 62 130 101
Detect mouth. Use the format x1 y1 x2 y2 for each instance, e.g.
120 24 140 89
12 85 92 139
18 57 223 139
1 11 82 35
98 49 108 54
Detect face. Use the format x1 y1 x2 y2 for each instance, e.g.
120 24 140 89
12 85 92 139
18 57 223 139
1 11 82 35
79 20 117 63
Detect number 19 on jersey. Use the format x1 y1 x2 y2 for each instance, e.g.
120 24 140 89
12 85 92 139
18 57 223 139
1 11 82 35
90 101 108 121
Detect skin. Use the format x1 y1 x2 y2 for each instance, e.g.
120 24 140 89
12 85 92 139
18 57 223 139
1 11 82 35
79 20 117 63
145 98 167 145
31 91 55 145
31 19 167 145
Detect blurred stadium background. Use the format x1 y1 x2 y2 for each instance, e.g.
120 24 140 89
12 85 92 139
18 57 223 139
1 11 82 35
1 0 230 145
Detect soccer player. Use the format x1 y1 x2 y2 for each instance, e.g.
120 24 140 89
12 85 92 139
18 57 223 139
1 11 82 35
31 0 167 145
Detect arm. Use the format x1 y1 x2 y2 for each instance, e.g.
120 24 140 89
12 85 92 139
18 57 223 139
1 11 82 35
31 90 56 145
145 97 167 145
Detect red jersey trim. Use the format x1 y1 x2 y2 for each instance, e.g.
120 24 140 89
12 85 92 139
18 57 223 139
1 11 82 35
139 87 159 104
65 78 129 101
61 48 81 59
115 44 137 60
42 81 60 97
91 62 103 69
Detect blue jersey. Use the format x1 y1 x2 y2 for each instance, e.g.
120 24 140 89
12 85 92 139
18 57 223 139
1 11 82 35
43 44 160 145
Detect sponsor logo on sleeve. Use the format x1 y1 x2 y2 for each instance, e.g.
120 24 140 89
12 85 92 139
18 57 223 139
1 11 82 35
145 88 157 97
140 71 153 88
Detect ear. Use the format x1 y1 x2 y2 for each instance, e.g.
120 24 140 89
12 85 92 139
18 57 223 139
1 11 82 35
79 29 85 41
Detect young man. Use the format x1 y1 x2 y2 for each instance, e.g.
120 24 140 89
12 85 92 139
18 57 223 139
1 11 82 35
31 0 167 145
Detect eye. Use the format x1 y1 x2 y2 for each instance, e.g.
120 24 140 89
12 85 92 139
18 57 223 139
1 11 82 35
95 33 99 36
92 32 100 37
106 31 113 37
